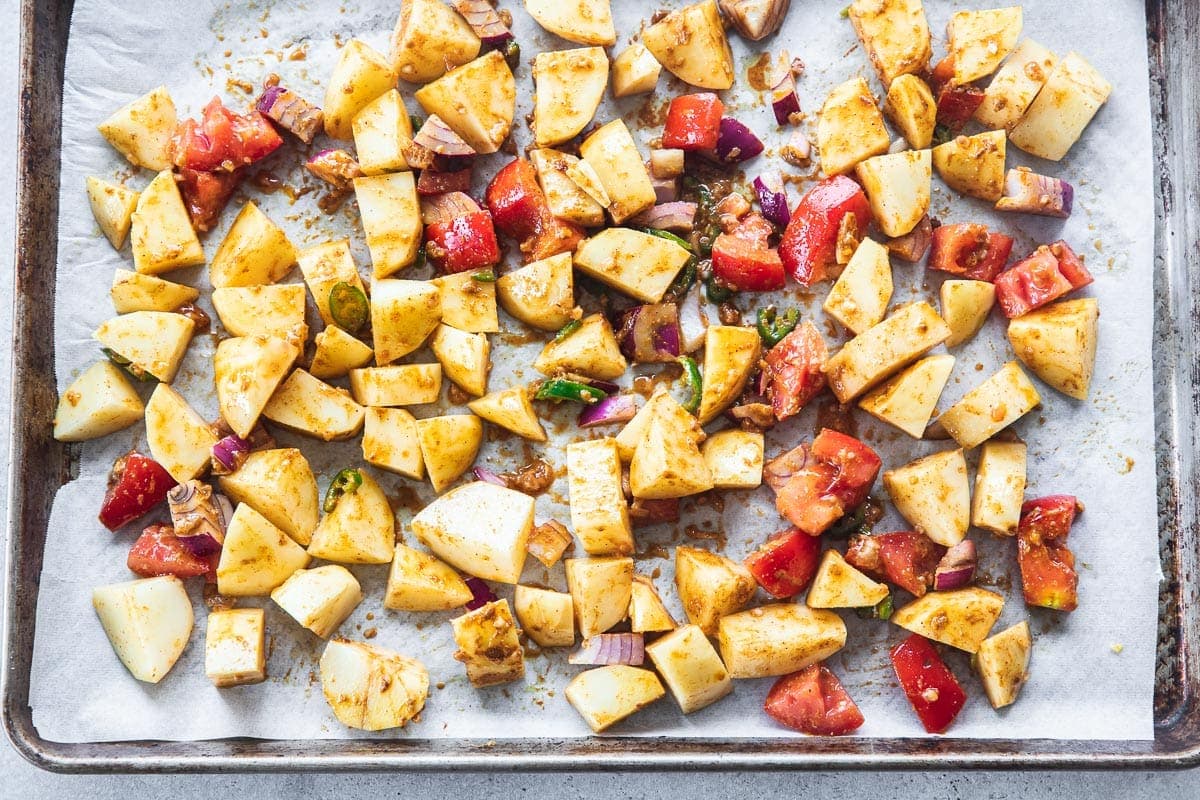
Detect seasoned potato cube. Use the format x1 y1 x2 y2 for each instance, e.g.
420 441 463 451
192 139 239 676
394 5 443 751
452 599 525 687
430 324 490 396
892 586 1005 653
411 481 535 582
533 48 608 148
371 278 442 364
972 439 1027 535
630 415 713 499
145 384 217 483
675 546 755 635
351 89 413 175
92 575 192 684
645 624 732 713
97 86 177 171
362 407 424 480
883 448 970 546
525 0 616 45
941 279 996 348
323 39 398 140
1009 52 1111 161
817 77 891 177
319 639 428 731
432 270 499 333
130 170 205 275
573 227 689 303
468 386 548 442
354 172 422 278
629 574 677 633
855 149 931 237
384 544 473 611
513 585 576 647
214 335 299 438
641 0 734 90
1006 298 1099 400
219 448 319 546
110 269 199 313
823 301 951 403
947 6 1023 84
271 565 363 638
416 414 483 493
349 364 442 407
297 239 368 327
53 361 144 442
700 429 763 489
262 369 366 441
567 438 634 556
976 620 1032 708
718 603 848 679
414 51 515 154
883 73 937 150
389 0 480 83
566 557 634 638
94 310 194 383
975 39 1058 131
310 327 374 380
932 131 1007 202
939 361 1041 449
857 353 955 438
824 237 894 334
697 325 762 424
212 284 307 351
533 313 626 380
612 43 661 97
217 503 311 596
578 121 656 224
307 468 394 564
205 608 267 687
567 159 611 208
495 251 576 331
566 666 665 732
617 388 703 462
849 0 932 86
209 202 297 289
531 148 606 227
87 176 139 249
808 550 890 609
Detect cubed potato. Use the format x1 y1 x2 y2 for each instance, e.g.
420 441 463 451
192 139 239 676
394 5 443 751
468 386 548 442
941 279 997 348
130 170 205 275
94 310 193 384
717 603 848 679
351 89 413 175
857 353 955 438
1007 298 1099 400
566 666 665 732
975 39 1058 131
525 0 616 45
641 0 734 90
513 585 576 647
565 557 634 638
307 468 395 564
414 50 515 154
645 624 732 713
110 268 199 313
848 0 932 87
701 429 763 489
533 48 608 148
349 364 442 407
697 325 762 424
145 384 217 483
530 148 606 227
976 620 1032 708
93 575 193 684
883 73 937 151
432 270 499 333
533 313 627 380
97 86 177 171
630 415 713 499
947 6 1023 84
855 149 931 237
209 202 297 289
204 608 267 687
612 43 661 97
416 414 483 492
892 586 1005 653
824 237 894 334
411 480 534 582
217 503 311 596
573 227 689 303
939 361 1041 449
319 639 428 730
817 77 891 177
972 439 1027 535
567 159 611 208
629 574 677 633
932 130 1007 202
389 0 480 83
617 388 704 462
883 448 971 546
262 369 366 441
495 251 576 331
567 438 634 556
219 448 319 546
214 335 298 438
362 407 425 479
211 285 308 351
675 546 755 635
271 565 362 638
430 324 490 396
87 176 139 249
53 361 144 442
452 599 525 687
297 239 368 328
578 121 657 224
310 327 374 380
354 172 423 278
807 550 890 609
1009 52 1111 161
384 544 472 610
371 278 442 364
823 301 951 403
323 39 399 140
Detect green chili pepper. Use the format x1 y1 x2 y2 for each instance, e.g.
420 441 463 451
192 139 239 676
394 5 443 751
839 5 850 17
756 306 800 348
410 116 426 133
554 319 582 342
413 243 427 270
472 269 497 283
534 377 606 404
827 503 871 540
932 124 953 147
857 595 893 620
323 468 363 513
704 276 734 304
663 258 698 303
101 348 155 382
643 228 694 253
677 355 703 415
502 39 521 70
328 281 369 333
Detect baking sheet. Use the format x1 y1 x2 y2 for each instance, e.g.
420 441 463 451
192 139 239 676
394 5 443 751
30 0 1158 743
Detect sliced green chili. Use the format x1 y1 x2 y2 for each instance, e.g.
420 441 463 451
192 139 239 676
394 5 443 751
857 595 893 620
323 468 363 513
677 355 703 415
534 377 606 404
101 348 155 382
704 276 734 304
328 281 369 333
554 319 582 342
827 503 872 540
839 5 850 18
501 39 521 70
932 124 953 147
643 228 694 253
663 258 698 303
756 306 800 348
471 269 497 283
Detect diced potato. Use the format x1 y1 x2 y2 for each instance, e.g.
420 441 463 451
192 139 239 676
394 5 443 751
718 603 848 679
145 384 217 483
262 369 366 441
1006 298 1099 400
217 503 311 596
883 73 937 151
701 429 763 489
533 312 627 380
947 6 1023 85
941 279 996 348
87 176 139 249
565 557 634 638
414 50 515 154
430 324 490 396
824 237 894 334
567 159 611 208
567 438 634 556
323 39 399 140
351 89 413 175
319 639 428 730
630 415 713 499
883 448 971 546
362 407 425 480
297 239 368 327
629 574 677 633
1009 52 1111 161
932 131 1007 202
823 301 951 402
416 414 483 492
271 565 362 638
892 586 1005 653
468 386 547 442
848 0 932 87
697 325 763 424
533 48 608 148
525 0 616 45
432 271 499 333
530 148 605 227
219 448 319 546
675 546 755 635
939 361 1041 449
972 439 1027 535
976 620 1032 708
641 0 734 89
110 269 199 313
354 172 422 278
97 86 177 171
452 599 526 687
975 39 1058 131
384 544 473 610
566 665 665 732
411 481 535 582
94 310 193 384
616 388 703 462
371 278 442 364
855 148 931 237
130 170 205 275
209 202 297 289
807 550 890 609
93 575 192 684
212 285 307 351
578 121 657 224
495 251 576 331
857 353 955 438
513 585 576 647
53 361 144 442
644 624 732 713
349 364 443 407
817 77 891 177
612 43 661 97
204 608 266 687
214 335 298 438
389 0 480 83
307 468 395 564
573 227 689 303
310 327 374 380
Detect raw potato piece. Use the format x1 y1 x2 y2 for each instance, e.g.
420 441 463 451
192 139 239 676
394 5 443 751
530 149 606 227
566 666 665 732
452 599 525 687
430 324 490 396
857 354 955 439
884 74 937 150
310 327 375 380
817 77 891 177
416 415 483 492
145 384 219 483
717 603 848 679
932 131 1007 202
53 362 144 442
93 576 193 684
941 280 996 348
611 43 661 97
567 438 634 556
513 585 575 647
271 565 363 638
533 313 627 380
645 625 732 713
884 448 971 547
411 481 535 582
578 122 656 224
567 159 611 208
892 586 1005 653
939 361 1041 449
262 369 366 441
525 0 616 45
87 176 139 249
110 269 199 313
1009 52 1112 161
976 620 1033 708
675 546 756 635
641 0 734 90
947 6 1023 85
205 608 266 687
298 240 368 327
807 550 890 609
94 310 194 383
371 278 442 364
855 149 931 237
352 90 414 175
823 301 951 403
616 388 704 462
354 172 423 279
1006 298 1099 400
628 575 676 633
566 557 634 638
495 252 576 331
214 335 298 439
217 504 311 596
701 429 764 490
362 407 424 479
323 40 399 140
97 86 177 171
385 544 473 610
414 51 515 154
697 325 762 424
389 0 480 83
848 0 932 87
219 448 319 546
350 364 442 407
468 386 547 442
308 469 395 564
130 171 205 275
212 285 307 351
972 439 1027 535
209 202 297 289
573 227 690 303
533 48 608 148
432 271 500 333
319 640 429 731
975 39 1058 131
824 237 894 334
630 415 713 499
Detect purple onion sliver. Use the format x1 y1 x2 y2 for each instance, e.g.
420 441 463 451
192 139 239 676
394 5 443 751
212 434 250 472
632 201 698 233
413 115 477 158
452 0 512 42
584 378 620 395
715 118 765 164
654 322 681 358
578 394 639 427
651 176 679 204
753 174 790 227
933 540 977 591
473 466 507 486
568 633 645 666
770 72 802 126
256 86 285 114
175 531 223 558
464 577 498 611
994 168 1074 219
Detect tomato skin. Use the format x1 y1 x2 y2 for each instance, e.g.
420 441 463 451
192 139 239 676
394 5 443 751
173 98 282 172
760 321 828 421
426 210 501 273
810 429 882 509
127 523 213 579
936 85 985 131
99 452 178 531
764 664 865 735
890 634 967 734
847 531 946 597
779 176 872 286
662 93 725 151
1017 494 1080 611
764 431 881 535
994 242 1093 318
417 168 472 196
929 223 1014 282
711 213 785 291
485 158 583 262
176 167 242 232
744 528 823 597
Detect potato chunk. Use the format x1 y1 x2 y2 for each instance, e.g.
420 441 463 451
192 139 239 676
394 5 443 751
432 270 500 333
533 312 627 380
362 407 424 480
271 565 363 638
530 148 606 227
848 0 932 87
214 335 298 438
857 353 955 438
385 544 473 611
628 575 677 633
617 388 703 462
700 429 764 489
354 172 422 278
645 624 732 713
567 438 634 556
468 386 548 442
389 0 480 83
496 251 576 331
205 608 266 687
416 415 483 492
371 278 442 364
883 448 971 546
1006 298 1099 400
350 364 442 407
817 77 890 177
310 327 374 380
939 361 1041 449
525 0 616 45
823 301 950 403
323 39 398 140
145 384 218 483
533 48 608 147
94 310 194 384
319 639 428 730
941 279 996 348
430 324 490 396
824 237 894 334
352 89 413 175
217 504 311 596
932 131 1007 202
1009 52 1111 161
262 369 366 442
297 239 368 327
578 121 656 224
697 325 762 424
892 586 1005 653
87 176 139 249
451 599 525 687
566 666 665 732
307 468 395 564
630 415 713 499
675 546 755 635
717 603 847 679
975 39 1058 131
641 0 734 90
53 361 144 442
130 171 205 275
414 50 515 154
219 448 319 546
411 481 535 582
93 576 193 684
573 227 689 303
209 201 297 289
947 6 1023 84
513 585 575 647
110 269 199 313
972 439 1027 535
976 620 1032 708
212 285 307 351
612 43 661 97
565 557 634 638
807 550 890 609
855 148 931 237
97 86 177 170
883 74 937 149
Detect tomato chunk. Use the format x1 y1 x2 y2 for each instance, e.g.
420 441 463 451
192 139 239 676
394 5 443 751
764 430 881 535
848 532 946 597
890 634 967 733
711 212 785 291
1017 494 1081 611
928 56 984 132
779 176 872 286
764 664 865 735
810 429 882 508
745 528 823 598
127 523 214 579
176 167 242 232
417 167 472 196
426 210 501 274
662 93 725 151
485 158 584 262
759 321 828 421
929 223 1013 282
994 241 1094 318
173 97 283 172
99 451 178 531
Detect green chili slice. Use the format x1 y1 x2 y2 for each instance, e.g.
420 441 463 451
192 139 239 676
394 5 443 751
756 306 800 348
704 276 734 304
534 378 607 404
857 595 893 620
328 282 369 333
827 503 871 540
677 355 703 414
323 468 363 513
471 269 497 283
554 319 582 342
643 228 694 253
101 347 154 382
501 39 521 70
932 124 953 147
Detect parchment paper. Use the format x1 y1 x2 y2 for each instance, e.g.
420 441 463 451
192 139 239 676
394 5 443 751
30 0 1159 742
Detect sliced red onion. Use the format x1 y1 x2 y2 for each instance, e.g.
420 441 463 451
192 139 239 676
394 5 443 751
715 118 765 164
780 129 812 166
167 480 226 554
632 202 698 233
450 0 512 44
651 176 679 204
994 168 1074 218
420 191 482 225
413 114 476 157
753 173 790 227
933 540 977 591
568 633 645 665
256 85 324 143
464 576 498 611
617 303 682 363
473 466 508 486
578 394 639 427
886 215 933 262
763 443 811 493
677 285 708 353
306 149 363 190
770 71 802 126
211 434 250 474
256 86 284 114
649 148 685 179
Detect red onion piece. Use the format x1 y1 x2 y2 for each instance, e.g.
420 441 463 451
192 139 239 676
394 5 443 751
450 0 512 43
473 467 508 486
568 633 645 665
677 285 708 353
211 434 250 474
256 86 284 114
413 114 477 158
715 118 765 164
617 303 682 363
256 85 324 143
763 443 810 493
578 394 639 427
464 577 498 611
753 173 790 227
651 176 679 204
995 168 1074 218
933 540 977 591
632 201 698 233
886 215 933 262
167 480 227 553
770 71 802 126
420 191 482 225
306 149 363 190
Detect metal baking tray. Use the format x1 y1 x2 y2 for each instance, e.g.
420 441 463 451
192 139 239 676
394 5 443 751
3 0 1199 772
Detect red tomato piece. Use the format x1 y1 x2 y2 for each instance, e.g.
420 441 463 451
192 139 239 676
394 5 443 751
417 167 472 196
929 56 955 93
485 158 583 262
127 523 213 579
779 176 872 286
630 497 680 528
878 532 946 597
764 431 880 536
936 85 985 131
759 321 828 421
929 223 1014 282
994 241 1093 318
711 212 785 291
525 214 585 262
1048 240 1094 288
173 98 283 172
764 664 865 735
662 93 725 151
99 452 178 531
810 429 882 510
1017 494 1081 611
890 634 967 734
176 167 242 232
426 210 501 274
744 527 823 598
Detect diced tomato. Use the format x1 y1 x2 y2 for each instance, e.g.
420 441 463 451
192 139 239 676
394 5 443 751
417 167 472 196
711 212 785 291
1017 494 1081 611
485 158 584 262
662 93 725 151
890 634 967 734
994 241 1094 318
176 167 242 232
1049 240 1094 287
173 97 283 172
936 85 985 132
876 532 946 597
929 56 955 93
779 176 872 286
426 210 501 274
810 429 882 509
744 528 823 598
764 430 881 536
929 223 1014 282
759 321 828 421
630 497 680 527
525 214 585 262
764 664 865 735
127 523 213 579
99 451 178 531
